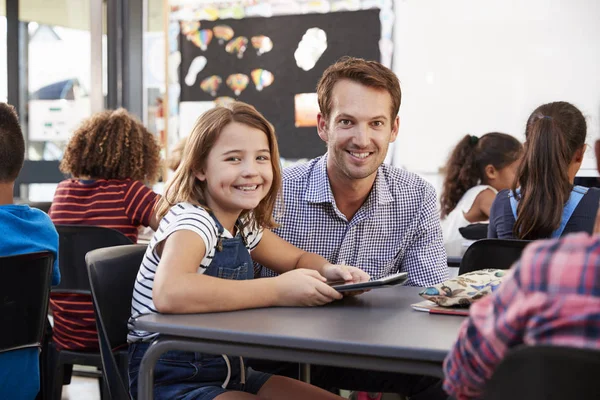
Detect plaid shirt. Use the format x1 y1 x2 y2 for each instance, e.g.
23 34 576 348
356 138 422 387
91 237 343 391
443 232 600 399
258 154 448 286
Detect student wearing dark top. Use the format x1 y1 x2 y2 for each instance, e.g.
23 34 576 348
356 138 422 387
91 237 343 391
488 101 600 239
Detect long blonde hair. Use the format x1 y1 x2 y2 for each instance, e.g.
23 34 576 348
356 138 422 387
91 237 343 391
155 102 282 230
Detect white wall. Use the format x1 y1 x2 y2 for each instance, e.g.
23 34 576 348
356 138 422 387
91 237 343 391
392 0 600 180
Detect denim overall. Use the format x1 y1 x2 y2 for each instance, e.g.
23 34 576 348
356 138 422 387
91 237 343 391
128 214 271 400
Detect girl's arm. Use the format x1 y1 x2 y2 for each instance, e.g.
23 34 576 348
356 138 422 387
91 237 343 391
251 229 370 284
153 230 343 313
476 188 497 218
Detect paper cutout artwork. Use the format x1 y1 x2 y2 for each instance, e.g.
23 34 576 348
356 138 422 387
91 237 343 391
294 28 327 71
200 75 222 97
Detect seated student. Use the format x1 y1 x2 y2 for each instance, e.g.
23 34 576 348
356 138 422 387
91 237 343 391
0 103 60 400
440 133 522 256
127 102 369 400
443 135 600 400
48 108 161 353
488 101 600 240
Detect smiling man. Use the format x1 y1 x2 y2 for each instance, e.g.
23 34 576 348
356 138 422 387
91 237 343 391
253 57 449 399
260 56 448 286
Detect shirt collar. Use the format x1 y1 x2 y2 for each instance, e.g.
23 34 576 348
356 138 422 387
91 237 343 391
304 153 394 206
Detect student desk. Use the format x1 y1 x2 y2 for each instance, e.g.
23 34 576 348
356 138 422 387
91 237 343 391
133 286 466 399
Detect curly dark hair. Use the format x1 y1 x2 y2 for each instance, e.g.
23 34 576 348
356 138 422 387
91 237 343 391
440 132 522 219
0 103 25 183
60 108 161 183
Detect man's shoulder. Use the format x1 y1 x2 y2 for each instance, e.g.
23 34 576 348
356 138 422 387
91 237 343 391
378 164 435 198
282 157 320 183
517 233 600 294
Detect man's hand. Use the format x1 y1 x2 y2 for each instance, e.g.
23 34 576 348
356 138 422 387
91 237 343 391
322 263 370 284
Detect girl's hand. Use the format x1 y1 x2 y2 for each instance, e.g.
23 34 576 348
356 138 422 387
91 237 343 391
274 269 343 306
322 263 370 284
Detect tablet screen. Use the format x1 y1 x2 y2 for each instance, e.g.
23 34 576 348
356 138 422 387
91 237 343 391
329 272 408 292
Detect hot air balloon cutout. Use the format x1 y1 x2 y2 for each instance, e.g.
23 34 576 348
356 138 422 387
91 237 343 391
213 25 234 45
189 29 213 51
180 21 200 36
251 35 273 56
251 69 274 91
225 37 248 59
226 74 249 96
200 75 222 97
215 96 236 107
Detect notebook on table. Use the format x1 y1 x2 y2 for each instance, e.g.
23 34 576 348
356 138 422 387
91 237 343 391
411 300 470 316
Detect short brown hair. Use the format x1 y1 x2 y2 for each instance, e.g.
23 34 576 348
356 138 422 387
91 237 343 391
156 102 282 230
0 103 25 183
60 108 161 184
317 56 401 121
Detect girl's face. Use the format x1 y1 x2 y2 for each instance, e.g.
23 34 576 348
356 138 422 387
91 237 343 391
493 159 520 191
195 121 273 224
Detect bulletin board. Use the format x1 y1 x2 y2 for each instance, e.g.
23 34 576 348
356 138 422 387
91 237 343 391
178 10 381 159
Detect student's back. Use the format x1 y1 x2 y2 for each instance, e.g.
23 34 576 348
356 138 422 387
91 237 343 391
440 133 522 256
488 101 599 240
47 109 161 353
0 103 60 400
489 187 600 238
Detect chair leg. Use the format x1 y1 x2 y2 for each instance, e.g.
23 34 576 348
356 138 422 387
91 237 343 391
52 362 64 400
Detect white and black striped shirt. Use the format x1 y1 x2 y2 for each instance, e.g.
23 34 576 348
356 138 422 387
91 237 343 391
127 202 262 343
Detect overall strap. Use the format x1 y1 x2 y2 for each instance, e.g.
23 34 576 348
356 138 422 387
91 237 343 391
509 186 589 238
552 185 588 238
508 189 519 221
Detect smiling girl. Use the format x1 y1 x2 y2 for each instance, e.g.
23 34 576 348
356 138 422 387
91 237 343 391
127 102 369 400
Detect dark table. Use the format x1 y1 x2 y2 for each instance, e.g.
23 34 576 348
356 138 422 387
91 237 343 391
133 286 466 399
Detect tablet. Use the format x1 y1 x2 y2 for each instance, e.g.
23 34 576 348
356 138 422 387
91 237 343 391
329 272 409 292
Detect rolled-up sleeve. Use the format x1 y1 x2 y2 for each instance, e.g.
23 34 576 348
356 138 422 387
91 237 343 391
401 184 449 287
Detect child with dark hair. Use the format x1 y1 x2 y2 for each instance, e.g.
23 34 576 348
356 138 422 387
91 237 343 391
0 102 60 400
441 132 522 256
48 108 161 353
489 101 600 239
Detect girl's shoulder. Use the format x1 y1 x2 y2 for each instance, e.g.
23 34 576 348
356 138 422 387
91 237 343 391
160 203 217 231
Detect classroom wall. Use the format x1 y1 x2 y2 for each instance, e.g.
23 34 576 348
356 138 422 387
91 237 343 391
391 0 600 181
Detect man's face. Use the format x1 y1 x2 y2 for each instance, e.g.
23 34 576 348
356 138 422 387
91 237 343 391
317 79 399 182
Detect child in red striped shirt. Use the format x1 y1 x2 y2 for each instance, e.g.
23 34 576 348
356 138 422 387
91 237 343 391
49 108 162 352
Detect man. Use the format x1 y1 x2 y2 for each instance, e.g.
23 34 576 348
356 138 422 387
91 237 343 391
443 139 600 399
261 56 448 286
254 57 449 399
0 102 60 399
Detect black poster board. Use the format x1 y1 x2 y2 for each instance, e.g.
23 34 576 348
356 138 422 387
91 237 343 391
179 9 381 159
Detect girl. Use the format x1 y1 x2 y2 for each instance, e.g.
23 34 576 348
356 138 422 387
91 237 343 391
440 132 523 256
489 101 600 239
127 102 369 400
49 108 161 353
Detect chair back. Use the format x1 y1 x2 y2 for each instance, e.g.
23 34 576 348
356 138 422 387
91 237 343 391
458 238 531 275
86 244 146 400
54 225 133 294
0 251 53 353
484 345 600 399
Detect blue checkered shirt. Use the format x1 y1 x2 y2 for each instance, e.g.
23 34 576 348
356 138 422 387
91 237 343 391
258 155 448 286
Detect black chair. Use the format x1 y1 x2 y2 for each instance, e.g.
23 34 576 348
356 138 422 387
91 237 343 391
46 225 133 400
0 252 54 399
458 238 531 275
458 223 489 240
484 345 600 399
87 245 147 400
